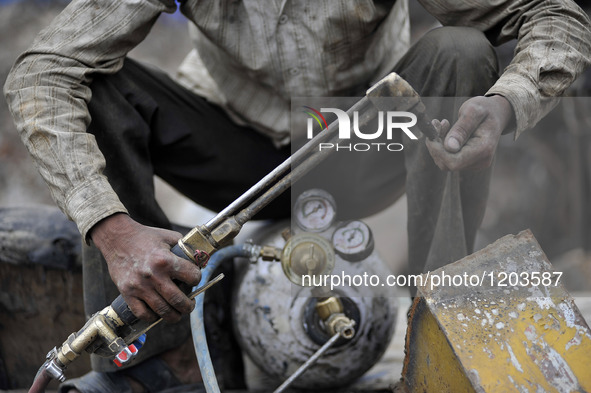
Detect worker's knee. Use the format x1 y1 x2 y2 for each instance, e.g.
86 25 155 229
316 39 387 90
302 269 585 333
424 26 498 78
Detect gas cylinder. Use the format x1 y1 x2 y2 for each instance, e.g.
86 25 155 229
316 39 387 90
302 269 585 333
233 189 398 390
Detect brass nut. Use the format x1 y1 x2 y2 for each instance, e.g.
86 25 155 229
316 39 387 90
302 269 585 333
211 217 241 246
315 296 343 321
60 339 79 362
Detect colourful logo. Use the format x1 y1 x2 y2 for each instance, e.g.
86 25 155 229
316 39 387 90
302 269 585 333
302 106 328 131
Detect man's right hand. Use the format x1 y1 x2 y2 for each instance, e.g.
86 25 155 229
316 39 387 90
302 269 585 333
89 213 201 323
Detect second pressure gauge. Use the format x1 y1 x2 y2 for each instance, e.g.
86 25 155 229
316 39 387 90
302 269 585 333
293 189 337 232
332 220 374 262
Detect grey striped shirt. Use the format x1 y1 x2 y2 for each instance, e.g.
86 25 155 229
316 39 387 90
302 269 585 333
4 0 591 239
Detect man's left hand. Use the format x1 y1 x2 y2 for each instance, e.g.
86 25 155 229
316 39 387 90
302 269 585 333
426 95 514 171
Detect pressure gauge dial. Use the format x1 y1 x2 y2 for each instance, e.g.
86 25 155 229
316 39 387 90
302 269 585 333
281 233 335 286
293 189 337 232
332 220 374 262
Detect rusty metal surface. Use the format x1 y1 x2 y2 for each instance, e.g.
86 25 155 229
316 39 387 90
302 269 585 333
403 297 476 393
403 230 591 392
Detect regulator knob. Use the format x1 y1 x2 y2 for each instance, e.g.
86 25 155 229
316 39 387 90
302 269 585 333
281 233 335 286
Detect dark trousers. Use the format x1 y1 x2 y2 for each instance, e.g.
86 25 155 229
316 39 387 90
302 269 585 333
83 26 499 372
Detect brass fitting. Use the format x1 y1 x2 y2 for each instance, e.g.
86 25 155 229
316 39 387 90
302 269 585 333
178 226 218 263
57 334 80 364
55 305 126 367
315 296 343 321
281 233 335 285
281 228 292 241
210 217 241 246
260 245 283 261
325 313 356 339
179 217 242 263
315 296 356 339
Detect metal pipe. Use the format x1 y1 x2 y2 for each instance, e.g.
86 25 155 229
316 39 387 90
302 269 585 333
273 332 342 393
235 98 376 226
235 142 333 225
204 159 292 230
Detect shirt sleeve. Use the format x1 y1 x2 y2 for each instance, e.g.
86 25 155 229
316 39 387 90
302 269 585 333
417 0 591 138
3 0 177 242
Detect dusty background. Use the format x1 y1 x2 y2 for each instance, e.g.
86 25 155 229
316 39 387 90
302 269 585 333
0 0 590 389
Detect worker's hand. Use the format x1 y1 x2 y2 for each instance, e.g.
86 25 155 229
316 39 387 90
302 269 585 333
426 95 514 171
90 213 201 323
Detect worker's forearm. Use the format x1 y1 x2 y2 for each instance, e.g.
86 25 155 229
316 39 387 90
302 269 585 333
418 0 591 136
3 0 175 239
486 0 591 136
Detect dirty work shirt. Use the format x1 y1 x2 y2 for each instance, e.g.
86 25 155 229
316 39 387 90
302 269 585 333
4 0 591 242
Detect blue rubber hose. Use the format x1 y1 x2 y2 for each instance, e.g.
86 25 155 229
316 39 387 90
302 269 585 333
190 244 253 393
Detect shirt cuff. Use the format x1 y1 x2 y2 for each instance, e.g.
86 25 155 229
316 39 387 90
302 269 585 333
485 72 540 140
64 174 128 244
